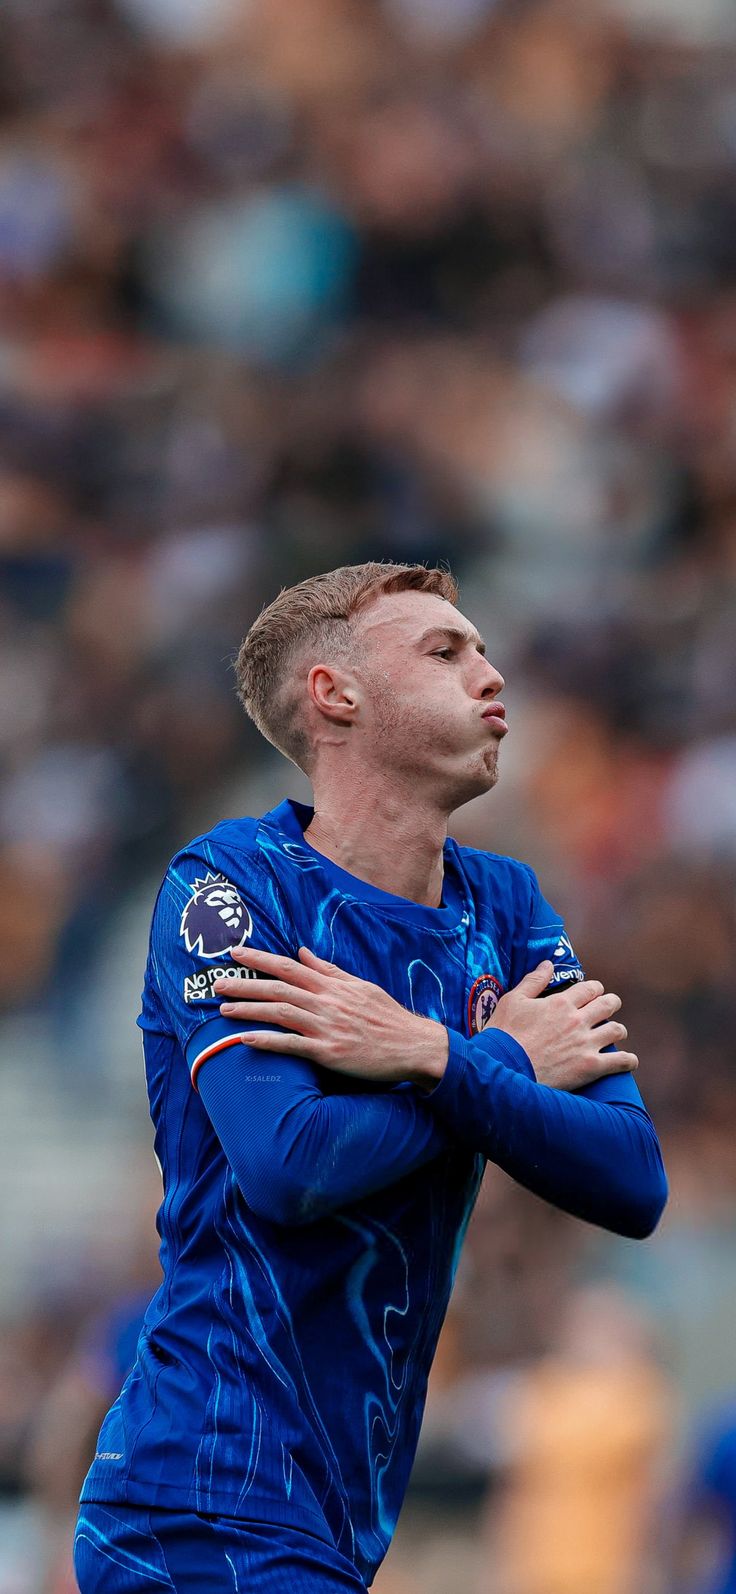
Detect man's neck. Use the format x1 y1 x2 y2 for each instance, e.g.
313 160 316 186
304 775 449 908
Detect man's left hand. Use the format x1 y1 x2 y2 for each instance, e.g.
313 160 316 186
212 946 448 1089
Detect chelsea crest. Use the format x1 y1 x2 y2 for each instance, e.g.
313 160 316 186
467 973 503 1035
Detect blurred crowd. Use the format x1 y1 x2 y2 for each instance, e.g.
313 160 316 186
2 0 736 1588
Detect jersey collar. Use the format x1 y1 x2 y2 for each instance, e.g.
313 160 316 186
262 799 469 933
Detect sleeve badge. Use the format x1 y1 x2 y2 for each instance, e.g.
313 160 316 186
179 873 253 959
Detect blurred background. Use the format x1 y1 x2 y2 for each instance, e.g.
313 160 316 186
2 0 736 1588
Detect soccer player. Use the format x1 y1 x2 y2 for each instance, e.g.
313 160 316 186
74 563 667 1593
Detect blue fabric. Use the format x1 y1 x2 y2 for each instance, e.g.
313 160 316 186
683 1402 736 1594
196 1030 450 1227
80 797 666 1589
425 1028 667 1238
74 1503 367 1592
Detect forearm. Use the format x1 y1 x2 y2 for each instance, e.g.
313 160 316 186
424 1028 668 1238
198 1040 448 1226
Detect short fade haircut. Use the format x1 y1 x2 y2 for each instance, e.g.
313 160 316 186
235 560 458 772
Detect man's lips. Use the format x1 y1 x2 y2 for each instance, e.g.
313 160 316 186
481 703 509 735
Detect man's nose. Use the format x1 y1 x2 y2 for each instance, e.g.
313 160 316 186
478 660 505 698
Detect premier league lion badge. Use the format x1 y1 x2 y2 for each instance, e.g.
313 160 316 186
467 973 503 1035
179 873 253 959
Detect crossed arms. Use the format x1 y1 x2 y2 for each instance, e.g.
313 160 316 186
191 944 668 1238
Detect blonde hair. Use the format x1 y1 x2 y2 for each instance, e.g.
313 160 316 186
235 561 458 770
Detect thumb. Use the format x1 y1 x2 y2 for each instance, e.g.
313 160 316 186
514 960 553 998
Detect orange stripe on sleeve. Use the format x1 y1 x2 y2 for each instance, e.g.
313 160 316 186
190 1033 246 1091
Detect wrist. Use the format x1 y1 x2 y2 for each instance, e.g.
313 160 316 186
409 1018 449 1092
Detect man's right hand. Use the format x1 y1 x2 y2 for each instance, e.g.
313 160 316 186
486 961 638 1091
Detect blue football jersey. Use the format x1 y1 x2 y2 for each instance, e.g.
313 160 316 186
80 798 584 1584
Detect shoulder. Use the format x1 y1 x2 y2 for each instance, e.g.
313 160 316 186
179 813 262 861
451 837 537 907
169 812 276 877
157 814 291 939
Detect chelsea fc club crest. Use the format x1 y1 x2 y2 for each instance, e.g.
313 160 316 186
468 973 503 1035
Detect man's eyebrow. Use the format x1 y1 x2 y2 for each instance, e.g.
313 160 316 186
416 625 486 655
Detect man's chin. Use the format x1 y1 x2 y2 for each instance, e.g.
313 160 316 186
474 763 499 798
478 741 500 783
444 754 499 812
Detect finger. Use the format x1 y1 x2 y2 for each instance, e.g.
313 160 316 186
230 946 319 990
239 1030 322 1058
581 992 623 1026
567 979 605 1007
592 1050 639 1075
514 961 553 997
298 946 353 981
220 1001 321 1033
590 1021 629 1050
213 977 320 1010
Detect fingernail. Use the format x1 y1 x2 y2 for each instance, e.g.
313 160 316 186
220 1003 234 1013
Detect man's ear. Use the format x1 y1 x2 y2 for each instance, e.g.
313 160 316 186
307 664 359 726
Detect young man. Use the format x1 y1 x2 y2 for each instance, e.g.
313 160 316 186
75 563 667 1593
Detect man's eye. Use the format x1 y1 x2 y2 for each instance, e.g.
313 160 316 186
432 648 453 659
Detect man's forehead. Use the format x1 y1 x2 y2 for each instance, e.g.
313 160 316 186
357 590 479 646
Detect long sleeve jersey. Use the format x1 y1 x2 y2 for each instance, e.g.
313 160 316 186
81 798 666 1587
